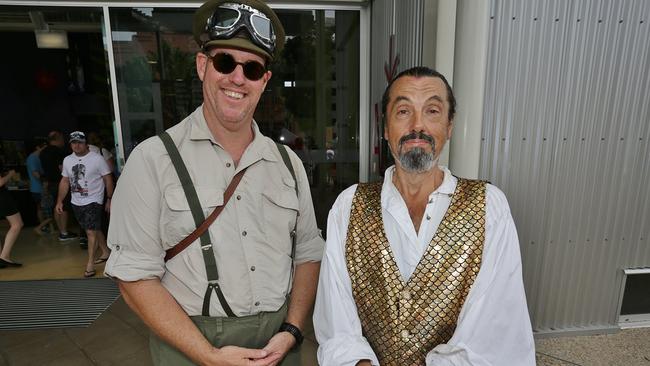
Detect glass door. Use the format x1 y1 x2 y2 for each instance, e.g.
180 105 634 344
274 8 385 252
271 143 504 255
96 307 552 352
109 6 360 230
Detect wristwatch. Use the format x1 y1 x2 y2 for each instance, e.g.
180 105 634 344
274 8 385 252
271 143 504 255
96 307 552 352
278 322 304 348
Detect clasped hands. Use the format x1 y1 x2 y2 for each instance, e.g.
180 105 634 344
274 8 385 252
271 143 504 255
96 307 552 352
201 331 296 366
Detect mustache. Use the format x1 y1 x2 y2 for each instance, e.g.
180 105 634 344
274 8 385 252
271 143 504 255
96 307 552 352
398 131 435 146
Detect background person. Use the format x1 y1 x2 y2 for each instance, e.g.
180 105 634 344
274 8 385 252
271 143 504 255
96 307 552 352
26 139 54 235
0 167 24 268
87 131 114 237
56 131 113 277
41 131 77 241
88 131 115 179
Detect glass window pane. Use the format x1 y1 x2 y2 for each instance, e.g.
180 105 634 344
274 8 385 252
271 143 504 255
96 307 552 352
109 8 201 157
0 5 116 173
110 7 360 231
258 10 360 230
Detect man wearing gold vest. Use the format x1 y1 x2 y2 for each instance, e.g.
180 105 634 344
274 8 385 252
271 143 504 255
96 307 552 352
314 67 535 366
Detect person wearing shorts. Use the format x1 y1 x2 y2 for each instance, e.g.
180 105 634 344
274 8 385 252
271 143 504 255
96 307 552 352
26 139 54 235
0 168 24 268
56 131 114 277
72 203 103 232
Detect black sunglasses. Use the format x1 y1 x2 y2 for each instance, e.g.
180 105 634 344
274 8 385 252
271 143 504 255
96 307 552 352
206 52 267 81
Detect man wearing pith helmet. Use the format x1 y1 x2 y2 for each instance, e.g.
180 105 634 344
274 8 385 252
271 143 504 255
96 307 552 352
105 1 324 365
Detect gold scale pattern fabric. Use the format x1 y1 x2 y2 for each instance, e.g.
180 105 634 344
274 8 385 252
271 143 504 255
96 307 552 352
345 178 486 365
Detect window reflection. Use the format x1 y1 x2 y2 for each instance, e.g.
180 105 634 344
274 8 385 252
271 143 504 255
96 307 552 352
110 7 360 230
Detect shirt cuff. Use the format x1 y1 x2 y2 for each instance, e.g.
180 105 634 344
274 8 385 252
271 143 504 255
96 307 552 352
104 246 165 282
317 335 379 366
294 233 325 264
426 342 488 366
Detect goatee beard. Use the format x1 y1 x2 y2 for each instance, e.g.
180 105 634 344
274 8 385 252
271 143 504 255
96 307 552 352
394 131 437 173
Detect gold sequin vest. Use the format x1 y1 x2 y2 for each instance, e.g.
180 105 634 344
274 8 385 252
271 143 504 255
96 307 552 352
345 178 486 365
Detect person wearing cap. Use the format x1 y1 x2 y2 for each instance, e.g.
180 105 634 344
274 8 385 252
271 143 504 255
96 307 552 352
104 1 323 365
56 131 113 278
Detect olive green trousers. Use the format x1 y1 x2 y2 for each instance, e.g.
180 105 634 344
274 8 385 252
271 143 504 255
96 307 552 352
149 303 300 365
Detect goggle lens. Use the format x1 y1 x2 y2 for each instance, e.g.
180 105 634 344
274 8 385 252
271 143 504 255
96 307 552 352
250 14 272 40
212 8 240 28
211 53 266 81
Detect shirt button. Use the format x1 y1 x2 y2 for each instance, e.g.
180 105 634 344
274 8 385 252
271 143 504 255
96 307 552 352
250 266 255 271
242 231 247 236
236 195 241 200
426 215 431 220
226 163 231 167
254 301 260 306
401 329 410 339
115 245 120 250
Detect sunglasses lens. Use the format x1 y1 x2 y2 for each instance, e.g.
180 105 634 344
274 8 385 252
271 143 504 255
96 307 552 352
212 53 237 74
211 53 266 81
243 62 266 80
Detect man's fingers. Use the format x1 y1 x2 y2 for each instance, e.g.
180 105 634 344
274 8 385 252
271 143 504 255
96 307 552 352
240 348 268 360
248 352 282 366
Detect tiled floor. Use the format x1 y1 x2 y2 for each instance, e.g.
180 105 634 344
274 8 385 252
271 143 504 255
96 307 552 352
1 224 649 365
0 223 104 281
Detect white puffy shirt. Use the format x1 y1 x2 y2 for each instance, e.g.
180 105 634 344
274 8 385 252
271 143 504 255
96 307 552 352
313 166 536 366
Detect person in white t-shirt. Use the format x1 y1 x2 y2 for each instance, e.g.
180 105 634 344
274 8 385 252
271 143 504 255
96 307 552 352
56 131 114 278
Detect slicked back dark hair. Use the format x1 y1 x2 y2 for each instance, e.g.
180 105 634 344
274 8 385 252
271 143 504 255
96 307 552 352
381 66 456 122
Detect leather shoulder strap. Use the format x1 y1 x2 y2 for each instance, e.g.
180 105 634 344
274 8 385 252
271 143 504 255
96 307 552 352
164 168 246 262
275 142 298 197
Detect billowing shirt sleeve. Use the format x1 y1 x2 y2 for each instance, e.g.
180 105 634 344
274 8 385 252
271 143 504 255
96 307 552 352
104 143 166 281
313 185 380 366
425 185 536 366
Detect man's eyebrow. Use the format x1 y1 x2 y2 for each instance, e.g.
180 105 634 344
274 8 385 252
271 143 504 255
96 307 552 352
393 95 411 104
427 95 444 104
393 95 444 105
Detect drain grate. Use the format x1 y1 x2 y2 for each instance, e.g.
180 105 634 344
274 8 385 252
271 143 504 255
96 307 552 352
0 278 120 330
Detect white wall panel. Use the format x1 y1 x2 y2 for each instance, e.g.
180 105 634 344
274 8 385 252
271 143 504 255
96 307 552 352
481 0 650 333
369 0 425 178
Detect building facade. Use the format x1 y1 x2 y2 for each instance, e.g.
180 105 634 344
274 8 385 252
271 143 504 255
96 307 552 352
0 0 648 336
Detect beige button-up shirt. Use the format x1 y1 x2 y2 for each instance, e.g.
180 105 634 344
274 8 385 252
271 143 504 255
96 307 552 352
105 106 324 317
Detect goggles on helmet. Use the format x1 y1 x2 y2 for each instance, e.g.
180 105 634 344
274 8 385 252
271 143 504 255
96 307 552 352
206 3 276 56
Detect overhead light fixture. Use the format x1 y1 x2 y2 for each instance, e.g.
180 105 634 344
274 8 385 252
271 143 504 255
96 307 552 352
30 11 69 49
35 30 69 49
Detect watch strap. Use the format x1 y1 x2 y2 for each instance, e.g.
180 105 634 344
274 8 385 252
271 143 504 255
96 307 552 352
279 322 304 348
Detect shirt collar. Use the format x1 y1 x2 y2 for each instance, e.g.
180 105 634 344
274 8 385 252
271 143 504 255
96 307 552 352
245 122 278 163
188 105 277 163
381 165 457 210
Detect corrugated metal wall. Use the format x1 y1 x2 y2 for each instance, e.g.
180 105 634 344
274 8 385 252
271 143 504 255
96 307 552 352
480 0 650 332
369 0 425 177
370 0 424 91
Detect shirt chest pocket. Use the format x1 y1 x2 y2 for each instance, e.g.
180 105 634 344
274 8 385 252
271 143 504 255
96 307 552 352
261 178 299 256
162 186 223 247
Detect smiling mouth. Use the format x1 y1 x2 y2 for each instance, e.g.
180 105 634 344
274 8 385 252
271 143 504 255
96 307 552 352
223 89 244 99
